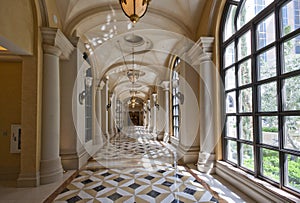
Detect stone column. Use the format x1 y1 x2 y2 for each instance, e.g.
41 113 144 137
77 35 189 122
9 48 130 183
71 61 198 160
105 80 110 141
109 93 114 136
143 102 147 128
194 37 216 173
60 37 89 170
147 99 151 131
95 83 104 145
152 93 157 134
161 81 170 142
40 28 73 184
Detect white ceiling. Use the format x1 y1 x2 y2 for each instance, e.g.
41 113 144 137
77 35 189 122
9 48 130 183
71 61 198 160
55 0 207 101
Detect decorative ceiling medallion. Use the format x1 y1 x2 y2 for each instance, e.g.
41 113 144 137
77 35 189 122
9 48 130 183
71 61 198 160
115 33 152 54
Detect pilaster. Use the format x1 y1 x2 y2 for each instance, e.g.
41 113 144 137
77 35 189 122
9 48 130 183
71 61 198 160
190 37 217 173
40 27 74 184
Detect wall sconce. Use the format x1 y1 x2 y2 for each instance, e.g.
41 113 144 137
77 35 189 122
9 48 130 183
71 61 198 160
106 103 111 111
78 91 86 105
175 92 184 105
152 92 159 110
78 76 93 105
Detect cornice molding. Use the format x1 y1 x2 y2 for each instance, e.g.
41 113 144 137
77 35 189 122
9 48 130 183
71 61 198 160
160 81 170 91
41 27 74 60
187 36 214 64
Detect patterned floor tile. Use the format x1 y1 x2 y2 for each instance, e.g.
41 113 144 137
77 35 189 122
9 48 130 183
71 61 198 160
53 130 219 203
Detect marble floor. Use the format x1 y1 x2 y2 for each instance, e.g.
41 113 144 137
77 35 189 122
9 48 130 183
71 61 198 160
0 127 254 203
51 128 253 203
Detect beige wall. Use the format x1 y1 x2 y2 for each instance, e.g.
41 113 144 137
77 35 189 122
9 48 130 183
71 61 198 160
0 0 34 55
0 61 22 179
45 0 62 29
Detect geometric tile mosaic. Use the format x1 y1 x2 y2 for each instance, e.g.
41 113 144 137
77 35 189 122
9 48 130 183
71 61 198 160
53 132 220 202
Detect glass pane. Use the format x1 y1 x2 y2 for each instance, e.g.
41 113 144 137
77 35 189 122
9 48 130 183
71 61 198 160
257 47 277 80
240 116 253 141
237 0 274 30
241 144 254 171
258 82 277 112
226 116 237 138
259 116 278 146
283 35 300 73
224 42 235 67
262 148 279 182
226 91 236 113
283 76 300 111
224 5 237 41
225 67 236 90
227 140 238 164
239 88 252 112
238 31 251 60
256 13 275 50
284 116 300 151
286 154 300 191
238 59 252 86
281 0 300 37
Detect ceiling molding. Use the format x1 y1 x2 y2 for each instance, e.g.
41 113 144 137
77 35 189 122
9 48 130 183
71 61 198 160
63 3 120 36
63 3 193 39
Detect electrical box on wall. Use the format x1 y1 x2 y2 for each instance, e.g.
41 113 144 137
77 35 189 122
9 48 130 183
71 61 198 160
10 124 21 153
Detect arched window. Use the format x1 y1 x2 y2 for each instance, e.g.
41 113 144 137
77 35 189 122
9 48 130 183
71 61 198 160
172 57 180 138
221 0 300 195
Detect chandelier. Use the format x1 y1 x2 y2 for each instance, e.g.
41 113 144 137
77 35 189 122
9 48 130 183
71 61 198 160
119 0 151 23
127 69 140 83
128 95 139 108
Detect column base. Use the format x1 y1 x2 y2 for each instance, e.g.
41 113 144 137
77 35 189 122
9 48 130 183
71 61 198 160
197 152 216 174
178 144 200 164
61 149 89 170
40 157 63 184
157 132 164 141
17 172 40 187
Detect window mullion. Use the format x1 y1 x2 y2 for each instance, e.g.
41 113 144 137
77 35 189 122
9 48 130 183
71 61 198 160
251 17 260 177
275 1 285 190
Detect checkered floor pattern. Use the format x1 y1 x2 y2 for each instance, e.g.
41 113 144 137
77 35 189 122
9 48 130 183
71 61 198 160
54 166 218 203
53 131 219 202
95 135 173 160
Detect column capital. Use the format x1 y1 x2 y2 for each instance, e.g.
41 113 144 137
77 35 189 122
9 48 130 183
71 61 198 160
42 44 62 56
187 36 214 64
160 81 170 91
41 27 74 60
198 37 214 53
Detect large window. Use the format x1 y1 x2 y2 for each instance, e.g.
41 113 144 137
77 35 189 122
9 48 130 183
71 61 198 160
221 0 300 196
172 57 180 138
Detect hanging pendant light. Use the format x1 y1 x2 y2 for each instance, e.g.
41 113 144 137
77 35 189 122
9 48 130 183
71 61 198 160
119 0 151 23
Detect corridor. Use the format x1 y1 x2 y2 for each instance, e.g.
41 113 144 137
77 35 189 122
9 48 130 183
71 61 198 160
52 128 219 203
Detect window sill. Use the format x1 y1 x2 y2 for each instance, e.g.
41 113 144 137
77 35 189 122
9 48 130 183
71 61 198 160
216 161 300 203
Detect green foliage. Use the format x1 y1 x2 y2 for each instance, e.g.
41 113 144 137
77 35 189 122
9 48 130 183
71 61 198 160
263 150 300 191
262 126 278 132
262 149 280 182
287 155 300 191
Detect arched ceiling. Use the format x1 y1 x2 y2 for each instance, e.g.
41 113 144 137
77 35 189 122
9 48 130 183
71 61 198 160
54 0 207 102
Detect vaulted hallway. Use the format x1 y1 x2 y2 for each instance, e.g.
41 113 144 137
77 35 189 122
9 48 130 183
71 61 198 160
1 0 300 202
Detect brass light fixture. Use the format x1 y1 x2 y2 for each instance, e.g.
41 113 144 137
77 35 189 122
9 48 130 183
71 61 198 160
119 0 151 23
